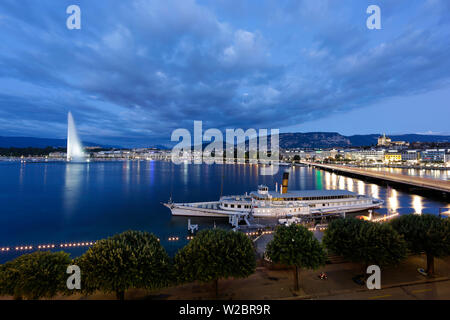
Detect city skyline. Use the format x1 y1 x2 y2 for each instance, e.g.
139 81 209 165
1 0 450 147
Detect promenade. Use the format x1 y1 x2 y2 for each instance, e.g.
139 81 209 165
303 162 450 194
153 254 450 300
14 254 448 300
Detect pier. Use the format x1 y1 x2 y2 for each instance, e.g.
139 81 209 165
301 162 450 196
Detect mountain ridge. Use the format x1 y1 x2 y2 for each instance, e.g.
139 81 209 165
1 133 449 149
278 132 450 148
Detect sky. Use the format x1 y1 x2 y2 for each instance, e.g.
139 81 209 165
0 0 449 147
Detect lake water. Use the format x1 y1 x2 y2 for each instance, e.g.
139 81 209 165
0 161 449 261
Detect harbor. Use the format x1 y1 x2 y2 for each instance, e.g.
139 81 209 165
302 162 450 196
163 170 384 230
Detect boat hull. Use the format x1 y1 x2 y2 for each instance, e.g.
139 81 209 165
164 201 382 218
164 202 230 218
311 202 382 215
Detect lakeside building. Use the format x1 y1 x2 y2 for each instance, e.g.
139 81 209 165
281 149 340 161
48 151 67 158
384 150 402 163
93 150 131 159
401 150 419 163
420 149 448 163
349 149 384 162
91 149 171 160
377 134 409 147
401 150 420 164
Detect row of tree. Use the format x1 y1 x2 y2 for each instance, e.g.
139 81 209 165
0 229 255 300
267 214 450 290
1 214 449 299
0 147 65 157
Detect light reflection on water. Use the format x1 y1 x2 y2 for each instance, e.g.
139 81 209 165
387 188 399 213
0 161 448 259
412 195 423 215
371 184 379 199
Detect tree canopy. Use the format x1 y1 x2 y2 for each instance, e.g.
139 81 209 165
174 229 255 296
0 147 65 157
0 251 71 300
391 214 450 275
323 218 407 268
76 230 172 300
266 224 326 269
266 224 326 291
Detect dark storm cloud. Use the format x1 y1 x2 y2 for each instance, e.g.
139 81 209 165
0 0 449 146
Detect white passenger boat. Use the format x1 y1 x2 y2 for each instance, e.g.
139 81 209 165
163 171 383 219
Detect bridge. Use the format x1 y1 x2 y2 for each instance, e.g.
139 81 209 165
300 162 450 195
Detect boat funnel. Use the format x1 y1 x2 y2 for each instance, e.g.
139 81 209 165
281 171 289 194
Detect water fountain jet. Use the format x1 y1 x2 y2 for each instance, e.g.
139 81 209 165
67 111 86 162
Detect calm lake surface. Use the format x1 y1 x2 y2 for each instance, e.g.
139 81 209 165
0 161 449 261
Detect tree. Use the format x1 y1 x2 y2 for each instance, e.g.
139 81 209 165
266 224 326 291
0 251 71 299
323 218 407 271
174 229 255 298
391 214 450 276
76 230 172 300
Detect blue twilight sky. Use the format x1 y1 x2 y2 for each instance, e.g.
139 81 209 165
0 0 449 146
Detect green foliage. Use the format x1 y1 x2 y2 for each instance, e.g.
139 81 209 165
76 230 172 299
0 261 20 298
0 251 71 299
174 229 256 284
391 214 450 258
0 147 65 157
266 224 326 269
323 218 407 267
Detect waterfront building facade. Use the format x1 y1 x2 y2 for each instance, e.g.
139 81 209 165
401 150 420 163
349 149 384 162
420 149 448 163
384 151 402 163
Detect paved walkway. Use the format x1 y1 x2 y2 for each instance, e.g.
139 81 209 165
317 280 450 300
152 254 450 300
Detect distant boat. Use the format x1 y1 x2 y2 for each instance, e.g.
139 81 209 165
163 171 383 219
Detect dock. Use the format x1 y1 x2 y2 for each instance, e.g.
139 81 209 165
302 162 450 196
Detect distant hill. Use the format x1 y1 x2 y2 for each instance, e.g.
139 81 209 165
279 132 351 148
347 134 450 147
0 136 119 149
2 133 449 150
277 132 450 149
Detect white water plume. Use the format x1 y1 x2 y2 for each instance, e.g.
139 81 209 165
67 111 86 162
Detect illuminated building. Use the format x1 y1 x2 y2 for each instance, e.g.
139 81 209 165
377 133 409 147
